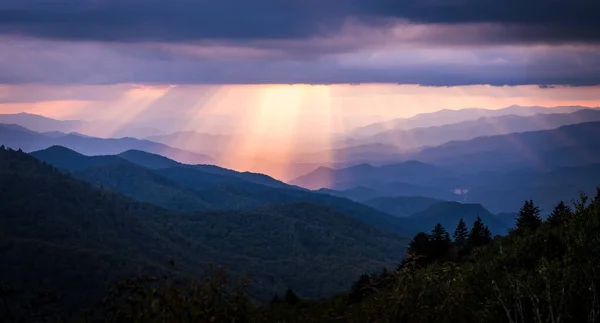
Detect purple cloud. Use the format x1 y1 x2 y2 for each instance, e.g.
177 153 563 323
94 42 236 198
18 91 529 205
1 36 599 86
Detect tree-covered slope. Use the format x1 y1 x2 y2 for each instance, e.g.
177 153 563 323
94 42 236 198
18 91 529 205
73 189 600 323
0 147 409 318
32 146 413 236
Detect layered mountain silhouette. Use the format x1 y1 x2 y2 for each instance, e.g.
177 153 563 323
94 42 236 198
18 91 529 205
350 109 600 151
349 105 592 138
1 123 214 164
30 146 415 236
0 112 86 133
1 147 410 313
299 107 600 167
413 121 600 172
292 122 600 214
291 161 456 190
0 112 165 138
3 105 599 319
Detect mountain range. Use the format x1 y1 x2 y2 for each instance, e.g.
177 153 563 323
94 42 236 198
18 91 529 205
0 147 410 314
412 121 600 172
348 105 593 138
5 106 599 180
2 104 599 318
294 122 600 213
30 146 413 236
0 123 214 164
346 108 600 152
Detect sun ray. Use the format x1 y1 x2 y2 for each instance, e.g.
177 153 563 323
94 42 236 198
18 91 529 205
77 85 174 138
154 85 235 161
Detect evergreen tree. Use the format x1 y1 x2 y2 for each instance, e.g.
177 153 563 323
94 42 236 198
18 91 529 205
429 223 452 260
407 232 430 257
468 216 492 248
453 218 468 250
406 232 431 266
515 200 542 232
444 232 451 244
547 201 572 226
284 288 300 305
349 274 371 303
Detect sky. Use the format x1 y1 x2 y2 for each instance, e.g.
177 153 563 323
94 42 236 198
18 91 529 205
1 0 600 177
1 0 600 86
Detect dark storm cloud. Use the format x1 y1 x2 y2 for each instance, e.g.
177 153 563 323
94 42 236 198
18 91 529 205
0 0 599 44
0 0 355 41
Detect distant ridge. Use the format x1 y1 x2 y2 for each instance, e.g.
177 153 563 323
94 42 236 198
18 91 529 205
0 123 214 165
0 112 85 133
290 160 453 190
350 105 595 138
413 121 600 171
343 109 600 152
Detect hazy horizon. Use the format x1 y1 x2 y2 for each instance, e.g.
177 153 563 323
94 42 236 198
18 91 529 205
2 96 599 180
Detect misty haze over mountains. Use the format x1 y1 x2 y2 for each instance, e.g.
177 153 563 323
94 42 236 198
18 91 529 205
2 105 599 216
2 104 600 319
3 104 600 206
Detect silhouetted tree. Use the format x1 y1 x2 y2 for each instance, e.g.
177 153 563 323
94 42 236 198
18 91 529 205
284 288 300 306
407 232 430 257
515 200 542 233
453 218 469 251
547 201 572 226
468 216 492 248
429 224 452 260
406 232 431 266
349 274 372 303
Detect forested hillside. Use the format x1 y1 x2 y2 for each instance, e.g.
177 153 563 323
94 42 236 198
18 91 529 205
0 147 408 320
54 188 600 323
31 146 414 236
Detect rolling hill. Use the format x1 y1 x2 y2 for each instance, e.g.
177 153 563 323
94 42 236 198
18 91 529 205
31 146 213 212
30 146 413 236
0 146 410 317
118 149 295 189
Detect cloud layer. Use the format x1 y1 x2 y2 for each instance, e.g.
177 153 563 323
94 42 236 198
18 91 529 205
1 0 599 85
2 0 599 44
